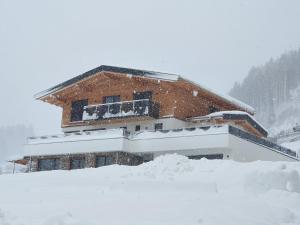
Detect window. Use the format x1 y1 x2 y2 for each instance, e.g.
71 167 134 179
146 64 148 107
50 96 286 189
70 158 85 170
188 154 223 160
154 123 163 131
133 91 152 116
103 95 120 103
96 156 106 167
71 99 88 122
96 156 115 167
208 106 219 114
106 156 114 165
135 125 141 131
133 91 152 100
38 158 60 171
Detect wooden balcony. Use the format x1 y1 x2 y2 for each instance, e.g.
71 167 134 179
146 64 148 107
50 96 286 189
82 99 160 121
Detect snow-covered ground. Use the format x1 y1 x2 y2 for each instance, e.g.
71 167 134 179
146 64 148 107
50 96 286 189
0 154 300 225
0 161 26 175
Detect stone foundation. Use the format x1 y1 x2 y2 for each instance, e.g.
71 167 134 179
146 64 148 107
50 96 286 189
25 151 143 172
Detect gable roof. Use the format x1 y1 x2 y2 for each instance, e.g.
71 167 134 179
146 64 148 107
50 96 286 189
35 65 255 114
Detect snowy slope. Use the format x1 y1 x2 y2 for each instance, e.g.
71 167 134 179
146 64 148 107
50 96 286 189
269 89 300 136
0 155 300 225
229 50 300 135
281 137 300 158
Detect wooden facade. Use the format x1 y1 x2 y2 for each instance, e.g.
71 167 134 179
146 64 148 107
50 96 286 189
39 70 253 130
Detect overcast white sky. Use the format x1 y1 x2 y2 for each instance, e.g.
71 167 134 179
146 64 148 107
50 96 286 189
0 0 300 135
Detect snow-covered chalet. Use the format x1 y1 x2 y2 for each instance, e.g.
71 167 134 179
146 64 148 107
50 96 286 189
22 65 299 171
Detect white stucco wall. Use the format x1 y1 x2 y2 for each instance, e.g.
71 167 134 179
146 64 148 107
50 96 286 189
24 126 299 162
228 135 297 162
62 117 187 133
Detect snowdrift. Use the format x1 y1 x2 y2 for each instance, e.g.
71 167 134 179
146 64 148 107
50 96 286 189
0 154 300 225
0 162 26 175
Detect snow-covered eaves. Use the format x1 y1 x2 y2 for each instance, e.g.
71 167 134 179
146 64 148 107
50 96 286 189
189 110 267 137
34 65 180 99
34 65 255 114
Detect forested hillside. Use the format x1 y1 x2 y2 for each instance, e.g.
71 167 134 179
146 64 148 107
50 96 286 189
230 49 300 135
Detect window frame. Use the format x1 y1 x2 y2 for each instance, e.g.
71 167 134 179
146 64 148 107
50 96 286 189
95 155 115 167
154 123 163 131
38 158 60 171
70 157 86 170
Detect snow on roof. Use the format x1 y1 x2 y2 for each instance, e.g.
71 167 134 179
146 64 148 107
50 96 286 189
180 77 255 114
210 110 266 129
191 110 268 136
208 110 252 117
35 65 254 114
34 65 180 99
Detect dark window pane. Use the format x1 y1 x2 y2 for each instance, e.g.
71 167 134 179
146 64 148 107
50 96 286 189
38 159 60 171
133 91 152 100
109 103 121 114
71 99 88 122
103 96 120 103
70 158 85 170
134 100 149 115
188 154 223 160
154 123 163 131
103 96 121 115
121 102 133 113
208 106 219 114
135 125 141 131
96 156 115 167
105 156 114 165
96 156 106 167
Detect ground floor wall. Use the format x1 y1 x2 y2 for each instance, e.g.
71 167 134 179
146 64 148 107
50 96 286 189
25 151 143 172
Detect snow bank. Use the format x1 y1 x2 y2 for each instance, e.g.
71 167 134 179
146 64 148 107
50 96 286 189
0 154 300 225
0 162 26 175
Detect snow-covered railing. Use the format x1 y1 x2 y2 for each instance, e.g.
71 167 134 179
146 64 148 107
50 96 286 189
27 129 129 145
82 99 159 121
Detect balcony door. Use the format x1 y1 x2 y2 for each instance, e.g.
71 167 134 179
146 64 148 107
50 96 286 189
71 99 88 122
133 91 152 116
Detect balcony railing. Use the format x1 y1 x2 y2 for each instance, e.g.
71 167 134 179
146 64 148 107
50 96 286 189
82 99 160 121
